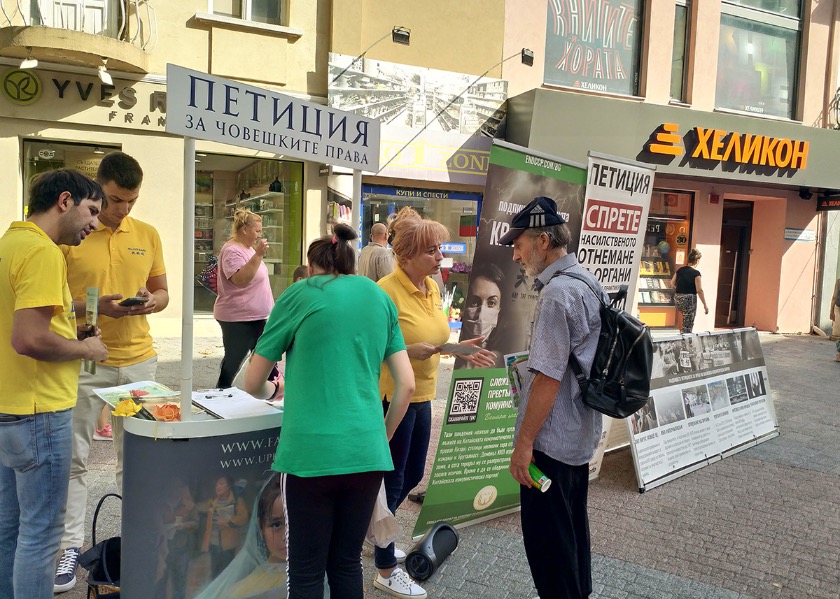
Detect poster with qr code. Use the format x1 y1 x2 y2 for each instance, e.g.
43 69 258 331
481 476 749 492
447 378 483 424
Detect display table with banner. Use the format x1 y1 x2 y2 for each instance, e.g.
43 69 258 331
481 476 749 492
121 413 282 598
627 328 778 492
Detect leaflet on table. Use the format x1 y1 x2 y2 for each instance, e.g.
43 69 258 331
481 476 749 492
192 387 282 419
503 351 529 409
93 380 180 407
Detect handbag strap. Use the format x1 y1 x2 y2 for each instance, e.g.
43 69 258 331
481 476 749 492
91 493 122 547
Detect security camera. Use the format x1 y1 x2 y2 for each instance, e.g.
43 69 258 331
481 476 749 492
799 187 813 200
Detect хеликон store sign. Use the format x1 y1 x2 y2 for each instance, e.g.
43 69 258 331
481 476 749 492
166 64 380 171
645 122 809 172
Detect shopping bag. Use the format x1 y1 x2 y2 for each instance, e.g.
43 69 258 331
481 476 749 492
366 482 399 548
197 255 218 294
79 493 122 598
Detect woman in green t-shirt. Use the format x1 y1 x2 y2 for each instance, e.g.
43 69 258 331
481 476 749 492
243 223 415 599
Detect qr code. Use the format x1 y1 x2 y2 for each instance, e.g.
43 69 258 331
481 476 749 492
447 378 482 424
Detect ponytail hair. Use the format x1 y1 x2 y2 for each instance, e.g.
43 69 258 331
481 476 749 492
688 248 702 264
307 223 358 275
229 209 261 241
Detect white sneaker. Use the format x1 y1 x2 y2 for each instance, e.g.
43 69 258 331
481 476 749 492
394 547 407 564
54 547 80 593
373 567 427 598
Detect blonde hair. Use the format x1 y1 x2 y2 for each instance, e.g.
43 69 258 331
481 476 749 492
387 207 449 266
229 209 261 241
688 248 702 264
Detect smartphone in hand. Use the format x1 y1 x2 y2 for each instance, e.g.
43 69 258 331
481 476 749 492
118 297 150 307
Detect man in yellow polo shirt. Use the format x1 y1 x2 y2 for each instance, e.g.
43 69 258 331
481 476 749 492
0 170 108 599
55 152 169 594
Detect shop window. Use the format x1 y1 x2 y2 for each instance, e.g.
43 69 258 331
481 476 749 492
543 0 644 96
194 155 303 314
723 0 801 18
716 3 801 119
360 185 482 307
670 1 690 103
636 190 694 329
22 140 119 215
209 0 282 25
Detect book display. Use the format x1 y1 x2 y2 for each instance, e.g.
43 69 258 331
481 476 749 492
638 255 674 307
635 191 694 328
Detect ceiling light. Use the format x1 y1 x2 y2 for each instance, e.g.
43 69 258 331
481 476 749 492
196 153 207 157
19 47 38 69
93 147 105 155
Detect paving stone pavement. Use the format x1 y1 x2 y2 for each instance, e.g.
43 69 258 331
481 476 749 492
63 328 840 598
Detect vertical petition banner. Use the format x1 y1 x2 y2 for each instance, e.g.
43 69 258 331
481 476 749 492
628 328 779 492
579 152 653 301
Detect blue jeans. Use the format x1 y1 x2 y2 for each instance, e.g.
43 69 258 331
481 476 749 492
0 410 73 599
374 400 432 570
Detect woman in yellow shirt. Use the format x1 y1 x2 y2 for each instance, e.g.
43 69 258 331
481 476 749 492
374 207 494 598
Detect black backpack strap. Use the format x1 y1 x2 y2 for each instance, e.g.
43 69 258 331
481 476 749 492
549 269 629 310
545 269 603 391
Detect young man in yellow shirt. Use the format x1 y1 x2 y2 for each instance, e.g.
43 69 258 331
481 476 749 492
0 170 108 599
55 152 169 593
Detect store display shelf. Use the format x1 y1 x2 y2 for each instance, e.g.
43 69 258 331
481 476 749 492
343 88 407 95
255 208 284 214
328 63 396 85
196 203 213 207
264 258 283 263
263 225 283 229
342 96 404 113
471 98 504 110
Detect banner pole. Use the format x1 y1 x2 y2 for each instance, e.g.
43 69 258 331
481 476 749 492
180 137 195 420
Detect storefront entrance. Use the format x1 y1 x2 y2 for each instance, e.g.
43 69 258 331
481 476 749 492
715 200 753 328
361 185 482 299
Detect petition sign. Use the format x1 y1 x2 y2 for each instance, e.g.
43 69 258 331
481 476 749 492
577 152 654 297
166 64 380 171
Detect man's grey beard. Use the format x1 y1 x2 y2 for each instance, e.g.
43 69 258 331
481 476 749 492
524 254 549 278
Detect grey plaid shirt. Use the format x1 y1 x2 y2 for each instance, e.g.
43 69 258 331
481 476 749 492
513 253 604 466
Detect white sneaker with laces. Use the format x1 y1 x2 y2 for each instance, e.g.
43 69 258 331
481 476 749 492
373 567 427 598
54 547 80 593
394 547 407 564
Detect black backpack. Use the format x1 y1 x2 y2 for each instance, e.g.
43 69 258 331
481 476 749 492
551 271 653 419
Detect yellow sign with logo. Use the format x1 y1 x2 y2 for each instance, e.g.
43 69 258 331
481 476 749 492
647 123 809 170
2 69 42 105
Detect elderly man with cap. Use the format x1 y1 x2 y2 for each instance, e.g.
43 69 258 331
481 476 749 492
501 196 606 599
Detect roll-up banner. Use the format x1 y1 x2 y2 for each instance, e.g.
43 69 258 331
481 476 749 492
413 143 654 536
628 328 779 492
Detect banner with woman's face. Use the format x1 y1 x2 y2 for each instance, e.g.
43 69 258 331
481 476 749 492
456 142 587 364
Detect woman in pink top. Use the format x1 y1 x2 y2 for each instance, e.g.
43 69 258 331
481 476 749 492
214 209 276 387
